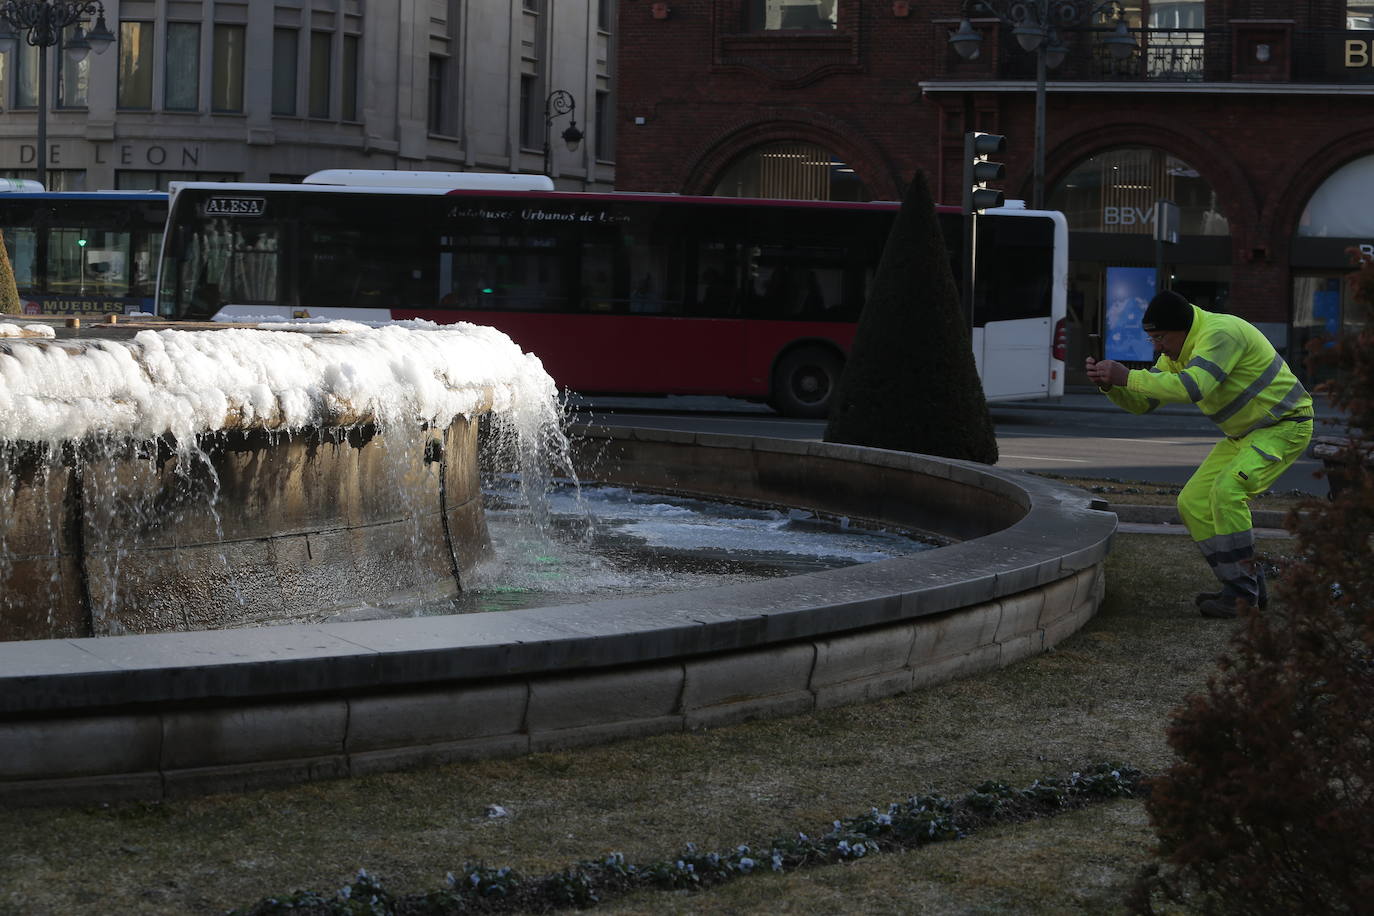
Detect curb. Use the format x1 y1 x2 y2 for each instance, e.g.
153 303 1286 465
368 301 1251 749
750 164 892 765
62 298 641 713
1110 504 1296 530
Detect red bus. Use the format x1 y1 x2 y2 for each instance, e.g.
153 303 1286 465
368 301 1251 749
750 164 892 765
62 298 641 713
156 171 1066 417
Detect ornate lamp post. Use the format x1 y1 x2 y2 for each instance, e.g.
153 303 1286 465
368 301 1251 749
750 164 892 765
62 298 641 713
0 1 114 188
950 0 1135 209
542 89 584 178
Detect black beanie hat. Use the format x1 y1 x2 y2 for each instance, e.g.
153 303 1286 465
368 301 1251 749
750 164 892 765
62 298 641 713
1142 290 1193 332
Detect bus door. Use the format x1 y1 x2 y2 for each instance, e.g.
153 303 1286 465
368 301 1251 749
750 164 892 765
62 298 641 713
972 211 1065 400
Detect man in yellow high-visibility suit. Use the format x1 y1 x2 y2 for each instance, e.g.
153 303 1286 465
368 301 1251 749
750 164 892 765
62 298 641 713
1085 290 1313 619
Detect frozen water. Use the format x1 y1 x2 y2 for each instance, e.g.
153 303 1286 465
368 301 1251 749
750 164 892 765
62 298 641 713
442 481 941 615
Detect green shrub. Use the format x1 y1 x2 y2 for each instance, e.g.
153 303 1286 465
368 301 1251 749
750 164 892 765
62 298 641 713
824 171 998 464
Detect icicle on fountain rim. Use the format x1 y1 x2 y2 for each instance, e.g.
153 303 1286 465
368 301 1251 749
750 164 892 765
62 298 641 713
0 318 564 449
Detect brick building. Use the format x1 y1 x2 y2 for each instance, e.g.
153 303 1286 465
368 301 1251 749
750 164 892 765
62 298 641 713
615 0 1374 384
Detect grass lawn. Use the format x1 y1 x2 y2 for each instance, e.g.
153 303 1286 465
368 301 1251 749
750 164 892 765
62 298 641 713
0 490 1299 915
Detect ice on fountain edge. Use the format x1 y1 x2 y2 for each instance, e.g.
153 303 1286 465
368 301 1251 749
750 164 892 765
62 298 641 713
0 319 561 448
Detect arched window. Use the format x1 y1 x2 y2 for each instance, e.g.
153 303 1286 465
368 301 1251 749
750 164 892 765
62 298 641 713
1050 147 1228 236
711 142 869 201
1292 153 1374 385
1298 154 1374 238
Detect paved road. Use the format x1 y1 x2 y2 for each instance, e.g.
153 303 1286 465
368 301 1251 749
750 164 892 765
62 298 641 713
567 392 1336 496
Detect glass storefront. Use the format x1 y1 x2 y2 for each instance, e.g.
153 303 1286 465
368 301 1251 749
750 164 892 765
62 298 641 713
1050 146 1230 376
1291 152 1374 385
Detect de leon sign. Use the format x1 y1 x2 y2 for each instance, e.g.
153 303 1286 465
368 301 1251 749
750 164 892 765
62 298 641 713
7 141 205 169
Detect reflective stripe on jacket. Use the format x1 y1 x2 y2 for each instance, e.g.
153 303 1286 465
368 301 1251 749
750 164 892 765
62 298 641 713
1106 304 1312 438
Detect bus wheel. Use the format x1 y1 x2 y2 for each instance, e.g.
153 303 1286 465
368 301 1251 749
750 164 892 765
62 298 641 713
771 347 842 419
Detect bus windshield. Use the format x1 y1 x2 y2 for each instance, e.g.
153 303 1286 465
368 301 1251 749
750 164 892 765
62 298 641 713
157 179 1066 416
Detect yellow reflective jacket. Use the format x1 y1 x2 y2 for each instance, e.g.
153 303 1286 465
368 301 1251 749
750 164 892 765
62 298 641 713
1106 304 1312 439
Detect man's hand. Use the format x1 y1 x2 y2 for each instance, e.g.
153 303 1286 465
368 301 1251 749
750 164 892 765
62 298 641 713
1085 356 1129 389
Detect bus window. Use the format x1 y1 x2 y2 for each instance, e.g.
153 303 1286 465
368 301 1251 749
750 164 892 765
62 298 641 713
180 218 281 315
695 242 746 316
5 227 37 288
583 241 617 312
444 230 565 312
627 241 682 315
746 244 845 321
974 214 1055 324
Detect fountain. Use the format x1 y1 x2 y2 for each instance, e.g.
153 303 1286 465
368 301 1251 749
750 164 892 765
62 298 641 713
0 316 562 640
0 316 1116 806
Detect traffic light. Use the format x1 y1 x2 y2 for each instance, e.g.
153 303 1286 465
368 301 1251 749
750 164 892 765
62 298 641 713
963 131 1006 214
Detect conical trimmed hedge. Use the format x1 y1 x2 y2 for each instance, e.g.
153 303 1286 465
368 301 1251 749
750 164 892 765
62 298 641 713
824 171 998 464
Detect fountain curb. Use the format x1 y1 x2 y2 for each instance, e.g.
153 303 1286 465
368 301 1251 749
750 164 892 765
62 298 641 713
0 428 1116 806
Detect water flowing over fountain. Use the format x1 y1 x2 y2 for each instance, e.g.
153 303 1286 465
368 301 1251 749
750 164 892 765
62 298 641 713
0 318 566 640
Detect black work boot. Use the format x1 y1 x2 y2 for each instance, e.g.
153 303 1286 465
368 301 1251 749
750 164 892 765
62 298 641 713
1198 594 1256 619
1195 575 1268 610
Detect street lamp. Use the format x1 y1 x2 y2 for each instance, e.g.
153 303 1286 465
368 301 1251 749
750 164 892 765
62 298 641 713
542 89 584 179
0 1 114 189
949 0 1135 209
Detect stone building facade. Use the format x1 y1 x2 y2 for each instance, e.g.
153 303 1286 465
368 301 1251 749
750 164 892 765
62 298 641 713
614 0 1374 383
0 0 615 191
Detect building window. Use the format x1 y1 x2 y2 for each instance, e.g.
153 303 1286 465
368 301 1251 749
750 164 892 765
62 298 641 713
212 24 245 112
2 167 85 190
519 74 535 149
309 31 331 119
711 142 867 201
4 41 38 108
342 34 359 121
1350 2 1374 28
1050 147 1229 236
523 0 540 10
57 25 90 108
272 29 297 116
115 170 237 191
118 21 154 110
599 0 614 31
595 90 613 161
1144 0 1203 28
750 0 837 30
165 22 200 111
428 56 446 133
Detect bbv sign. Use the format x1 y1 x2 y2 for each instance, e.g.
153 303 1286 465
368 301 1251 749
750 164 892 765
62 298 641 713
1103 205 1159 227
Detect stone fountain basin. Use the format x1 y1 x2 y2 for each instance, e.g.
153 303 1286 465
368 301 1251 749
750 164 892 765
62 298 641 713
0 426 1116 806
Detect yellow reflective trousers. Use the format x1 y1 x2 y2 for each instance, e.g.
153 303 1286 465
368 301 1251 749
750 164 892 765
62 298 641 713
1177 418 1313 603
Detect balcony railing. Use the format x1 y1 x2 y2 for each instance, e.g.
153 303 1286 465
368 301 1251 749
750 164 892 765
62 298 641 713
990 27 1374 85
